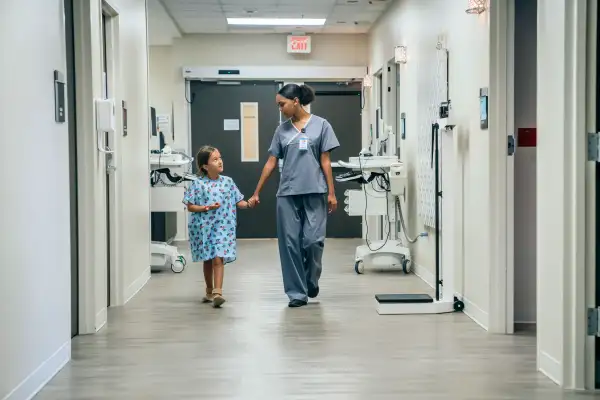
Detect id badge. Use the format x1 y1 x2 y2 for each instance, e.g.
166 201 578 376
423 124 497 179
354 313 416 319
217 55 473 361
299 137 308 151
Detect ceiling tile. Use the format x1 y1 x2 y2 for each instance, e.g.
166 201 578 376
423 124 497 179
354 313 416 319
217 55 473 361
150 0 391 35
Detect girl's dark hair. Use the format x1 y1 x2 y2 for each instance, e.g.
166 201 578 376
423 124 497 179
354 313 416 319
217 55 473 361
196 145 217 176
278 83 316 106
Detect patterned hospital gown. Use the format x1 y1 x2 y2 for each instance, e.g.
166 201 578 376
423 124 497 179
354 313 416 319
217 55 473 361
182 175 244 264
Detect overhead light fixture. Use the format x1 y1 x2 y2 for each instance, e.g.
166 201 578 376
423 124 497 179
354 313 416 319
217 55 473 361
226 18 326 26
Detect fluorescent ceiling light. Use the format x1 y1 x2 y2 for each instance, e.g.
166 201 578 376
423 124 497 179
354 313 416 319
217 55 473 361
226 18 326 26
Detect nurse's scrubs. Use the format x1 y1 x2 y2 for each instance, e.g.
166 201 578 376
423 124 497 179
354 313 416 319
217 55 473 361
268 115 340 302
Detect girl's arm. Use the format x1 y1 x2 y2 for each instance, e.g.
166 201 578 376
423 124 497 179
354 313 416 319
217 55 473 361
186 203 219 213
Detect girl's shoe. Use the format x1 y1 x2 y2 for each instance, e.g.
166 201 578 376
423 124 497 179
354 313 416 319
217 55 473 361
202 288 214 303
212 289 226 308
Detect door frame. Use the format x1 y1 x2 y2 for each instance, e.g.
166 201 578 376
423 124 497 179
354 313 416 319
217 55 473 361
183 66 367 236
72 0 124 334
586 0 598 389
101 1 124 308
490 0 593 388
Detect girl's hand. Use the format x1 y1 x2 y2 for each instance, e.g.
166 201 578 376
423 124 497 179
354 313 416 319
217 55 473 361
327 194 337 214
248 194 260 208
208 203 220 210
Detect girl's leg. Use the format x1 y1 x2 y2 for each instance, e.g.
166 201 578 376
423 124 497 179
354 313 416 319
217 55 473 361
212 257 226 308
202 260 214 302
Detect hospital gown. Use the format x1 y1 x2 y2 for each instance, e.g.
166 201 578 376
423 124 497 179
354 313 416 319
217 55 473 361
182 175 244 264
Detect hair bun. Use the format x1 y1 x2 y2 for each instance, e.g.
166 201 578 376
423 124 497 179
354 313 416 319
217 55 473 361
299 84 316 106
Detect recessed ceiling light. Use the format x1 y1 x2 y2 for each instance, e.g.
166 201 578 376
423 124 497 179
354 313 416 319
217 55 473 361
227 18 326 26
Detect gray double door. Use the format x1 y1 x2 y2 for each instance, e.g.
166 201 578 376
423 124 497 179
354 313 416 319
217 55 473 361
189 80 362 239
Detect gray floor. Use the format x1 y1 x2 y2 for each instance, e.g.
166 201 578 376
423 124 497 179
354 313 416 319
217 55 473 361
37 239 598 400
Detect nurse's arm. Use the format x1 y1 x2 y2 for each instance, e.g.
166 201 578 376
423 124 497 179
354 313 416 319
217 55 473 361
320 152 336 196
252 155 278 197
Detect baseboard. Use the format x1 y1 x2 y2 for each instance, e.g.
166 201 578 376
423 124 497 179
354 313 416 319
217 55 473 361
3 341 70 400
538 350 562 385
413 263 489 330
413 263 435 288
95 307 107 332
125 266 151 304
461 296 489 330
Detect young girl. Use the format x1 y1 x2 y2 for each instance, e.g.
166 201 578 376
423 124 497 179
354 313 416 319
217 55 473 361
183 145 250 308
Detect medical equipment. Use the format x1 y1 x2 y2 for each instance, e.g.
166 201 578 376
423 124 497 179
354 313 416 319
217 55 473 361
149 147 194 273
337 154 425 275
373 117 464 315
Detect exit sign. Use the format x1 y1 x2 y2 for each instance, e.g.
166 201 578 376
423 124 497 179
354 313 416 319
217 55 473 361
287 35 311 54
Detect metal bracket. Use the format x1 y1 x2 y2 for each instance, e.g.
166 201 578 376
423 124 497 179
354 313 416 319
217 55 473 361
507 135 515 156
588 307 600 336
588 132 600 162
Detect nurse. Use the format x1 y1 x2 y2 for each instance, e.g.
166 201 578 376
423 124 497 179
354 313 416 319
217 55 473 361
248 83 340 308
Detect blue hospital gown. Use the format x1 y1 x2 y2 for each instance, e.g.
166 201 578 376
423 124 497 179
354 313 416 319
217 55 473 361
182 175 244 264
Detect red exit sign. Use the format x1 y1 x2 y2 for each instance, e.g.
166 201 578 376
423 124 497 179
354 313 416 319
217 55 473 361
287 35 311 54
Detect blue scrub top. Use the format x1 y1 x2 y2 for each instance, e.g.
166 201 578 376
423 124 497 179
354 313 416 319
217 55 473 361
268 114 340 197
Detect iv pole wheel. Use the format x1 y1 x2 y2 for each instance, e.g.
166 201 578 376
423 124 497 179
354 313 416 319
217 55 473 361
171 259 185 273
354 260 364 275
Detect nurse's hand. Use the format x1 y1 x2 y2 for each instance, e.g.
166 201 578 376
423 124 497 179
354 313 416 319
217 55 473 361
248 194 260 208
328 194 337 214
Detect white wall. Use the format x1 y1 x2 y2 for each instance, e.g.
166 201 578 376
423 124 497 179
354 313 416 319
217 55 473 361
148 33 369 240
75 0 151 331
0 0 152 397
514 0 537 324
109 0 152 301
0 0 72 398
369 0 491 327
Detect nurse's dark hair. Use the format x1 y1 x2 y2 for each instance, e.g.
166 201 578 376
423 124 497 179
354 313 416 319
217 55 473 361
195 145 217 176
278 83 316 106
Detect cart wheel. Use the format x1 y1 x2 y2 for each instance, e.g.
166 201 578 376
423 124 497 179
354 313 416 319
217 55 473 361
402 258 412 274
354 260 364 275
178 255 187 266
454 300 465 312
171 260 185 273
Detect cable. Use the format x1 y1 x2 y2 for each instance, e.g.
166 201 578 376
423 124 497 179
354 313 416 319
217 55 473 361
359 154 391 252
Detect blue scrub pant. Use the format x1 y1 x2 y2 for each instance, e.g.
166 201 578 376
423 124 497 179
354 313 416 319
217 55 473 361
276 194 328 302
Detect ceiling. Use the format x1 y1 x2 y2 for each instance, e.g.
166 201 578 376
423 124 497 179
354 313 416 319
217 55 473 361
149 0 392 40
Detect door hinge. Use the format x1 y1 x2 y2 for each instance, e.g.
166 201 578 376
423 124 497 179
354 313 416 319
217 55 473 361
588 132 600 161
507 135 515 156
588 307 600 336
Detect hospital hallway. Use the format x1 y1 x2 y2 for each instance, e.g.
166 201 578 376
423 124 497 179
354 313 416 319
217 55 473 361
35 240 594 400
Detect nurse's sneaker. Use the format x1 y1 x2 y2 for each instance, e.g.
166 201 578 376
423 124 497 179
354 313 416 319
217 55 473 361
212 289 226 308
288 299 307 308
308 286 319 298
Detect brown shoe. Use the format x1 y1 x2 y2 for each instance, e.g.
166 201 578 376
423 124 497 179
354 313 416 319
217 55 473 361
212 289 226 308
202 288 214 303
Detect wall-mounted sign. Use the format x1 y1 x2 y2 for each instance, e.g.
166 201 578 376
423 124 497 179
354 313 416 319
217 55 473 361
287 35 311 54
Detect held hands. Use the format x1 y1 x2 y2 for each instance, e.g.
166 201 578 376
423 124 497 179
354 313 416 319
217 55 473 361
328 194 338 214
247 194 260 209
